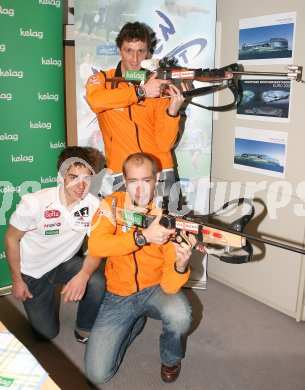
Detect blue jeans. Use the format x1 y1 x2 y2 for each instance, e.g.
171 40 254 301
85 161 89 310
22 255 105 340
85 285 192 384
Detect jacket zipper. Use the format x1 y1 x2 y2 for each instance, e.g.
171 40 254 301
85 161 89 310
133 252 140 292
128 106 143 152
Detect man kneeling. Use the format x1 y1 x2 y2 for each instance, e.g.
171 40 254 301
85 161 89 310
85 153 193 384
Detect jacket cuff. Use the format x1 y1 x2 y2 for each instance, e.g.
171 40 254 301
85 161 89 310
174 263 189 274
166 108 180 118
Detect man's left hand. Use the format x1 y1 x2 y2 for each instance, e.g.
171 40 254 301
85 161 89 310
60 270 90 303
173 241 192 272
167 83 187 116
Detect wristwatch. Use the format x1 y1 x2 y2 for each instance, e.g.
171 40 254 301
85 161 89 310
134 229 147 247
136 86 146 100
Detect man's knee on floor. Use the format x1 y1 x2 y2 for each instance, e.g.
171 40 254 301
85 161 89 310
31 325 59 342
85 358 116 385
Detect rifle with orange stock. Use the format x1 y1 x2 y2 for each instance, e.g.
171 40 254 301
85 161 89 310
105 56 303 111
110 196 305 264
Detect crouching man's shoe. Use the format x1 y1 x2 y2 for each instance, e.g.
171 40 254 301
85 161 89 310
74 328 90 344
161 362 181 383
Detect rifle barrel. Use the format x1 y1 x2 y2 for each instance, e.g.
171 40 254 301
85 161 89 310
232 71 288 77
201 220 305 255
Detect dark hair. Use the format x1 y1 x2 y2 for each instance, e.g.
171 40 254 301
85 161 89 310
57 146 105 176
122 153 158 177
115 22 151 50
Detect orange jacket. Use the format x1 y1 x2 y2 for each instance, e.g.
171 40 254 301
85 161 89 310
85 63 181 173
88 192 190 296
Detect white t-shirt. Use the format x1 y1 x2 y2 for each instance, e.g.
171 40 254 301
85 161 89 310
10 186 100 278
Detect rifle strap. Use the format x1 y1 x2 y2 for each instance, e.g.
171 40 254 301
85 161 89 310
192 198 255 263
183 80 239 111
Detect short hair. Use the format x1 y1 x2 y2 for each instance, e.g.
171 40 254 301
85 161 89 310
115 22 151 50
122 153 158 177
57 146 105 177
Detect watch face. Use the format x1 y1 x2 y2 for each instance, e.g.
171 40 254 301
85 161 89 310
135 230 147 246
137 87 145 98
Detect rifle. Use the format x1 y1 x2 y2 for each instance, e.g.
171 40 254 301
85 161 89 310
105 56 303 111
111 197 254 264
110 196 305 264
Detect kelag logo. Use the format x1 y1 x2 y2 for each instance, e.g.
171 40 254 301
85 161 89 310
0 184 20 194
0 93 12 100
30 121 52 130
125 70 146 82
0 69 23 78
50 141 65 149
38 0 61 8
0 133 18 141
11 154 33 163
0 6 14 16
20 28 43 39
38 92 59 101
41 176 57 184
41 57 62 67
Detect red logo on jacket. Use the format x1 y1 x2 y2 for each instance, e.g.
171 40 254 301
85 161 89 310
44 209 61 219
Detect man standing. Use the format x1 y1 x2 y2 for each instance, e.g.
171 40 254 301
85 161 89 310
85 21 186 198
5 146 105 343
85 153 193 384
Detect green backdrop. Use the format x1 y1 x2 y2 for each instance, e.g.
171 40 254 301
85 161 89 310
0 0 65 289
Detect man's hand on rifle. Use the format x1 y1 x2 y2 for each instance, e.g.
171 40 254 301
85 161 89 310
173 242 192 272
142 72 168 98
143 73 187 116
173 233 206 273
142 215 176 245
167 82 187 116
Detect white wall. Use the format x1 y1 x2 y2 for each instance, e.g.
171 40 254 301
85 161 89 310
210 0 305 320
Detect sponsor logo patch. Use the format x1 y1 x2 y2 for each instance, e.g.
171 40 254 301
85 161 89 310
175 219 199 233
87 75 100 86
45 229 59 235
44 209 61 219
125 70 146 82
44 222 61 228
98 210 110 217
171 70 195 79
74 207 89 218
96 44 118 56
